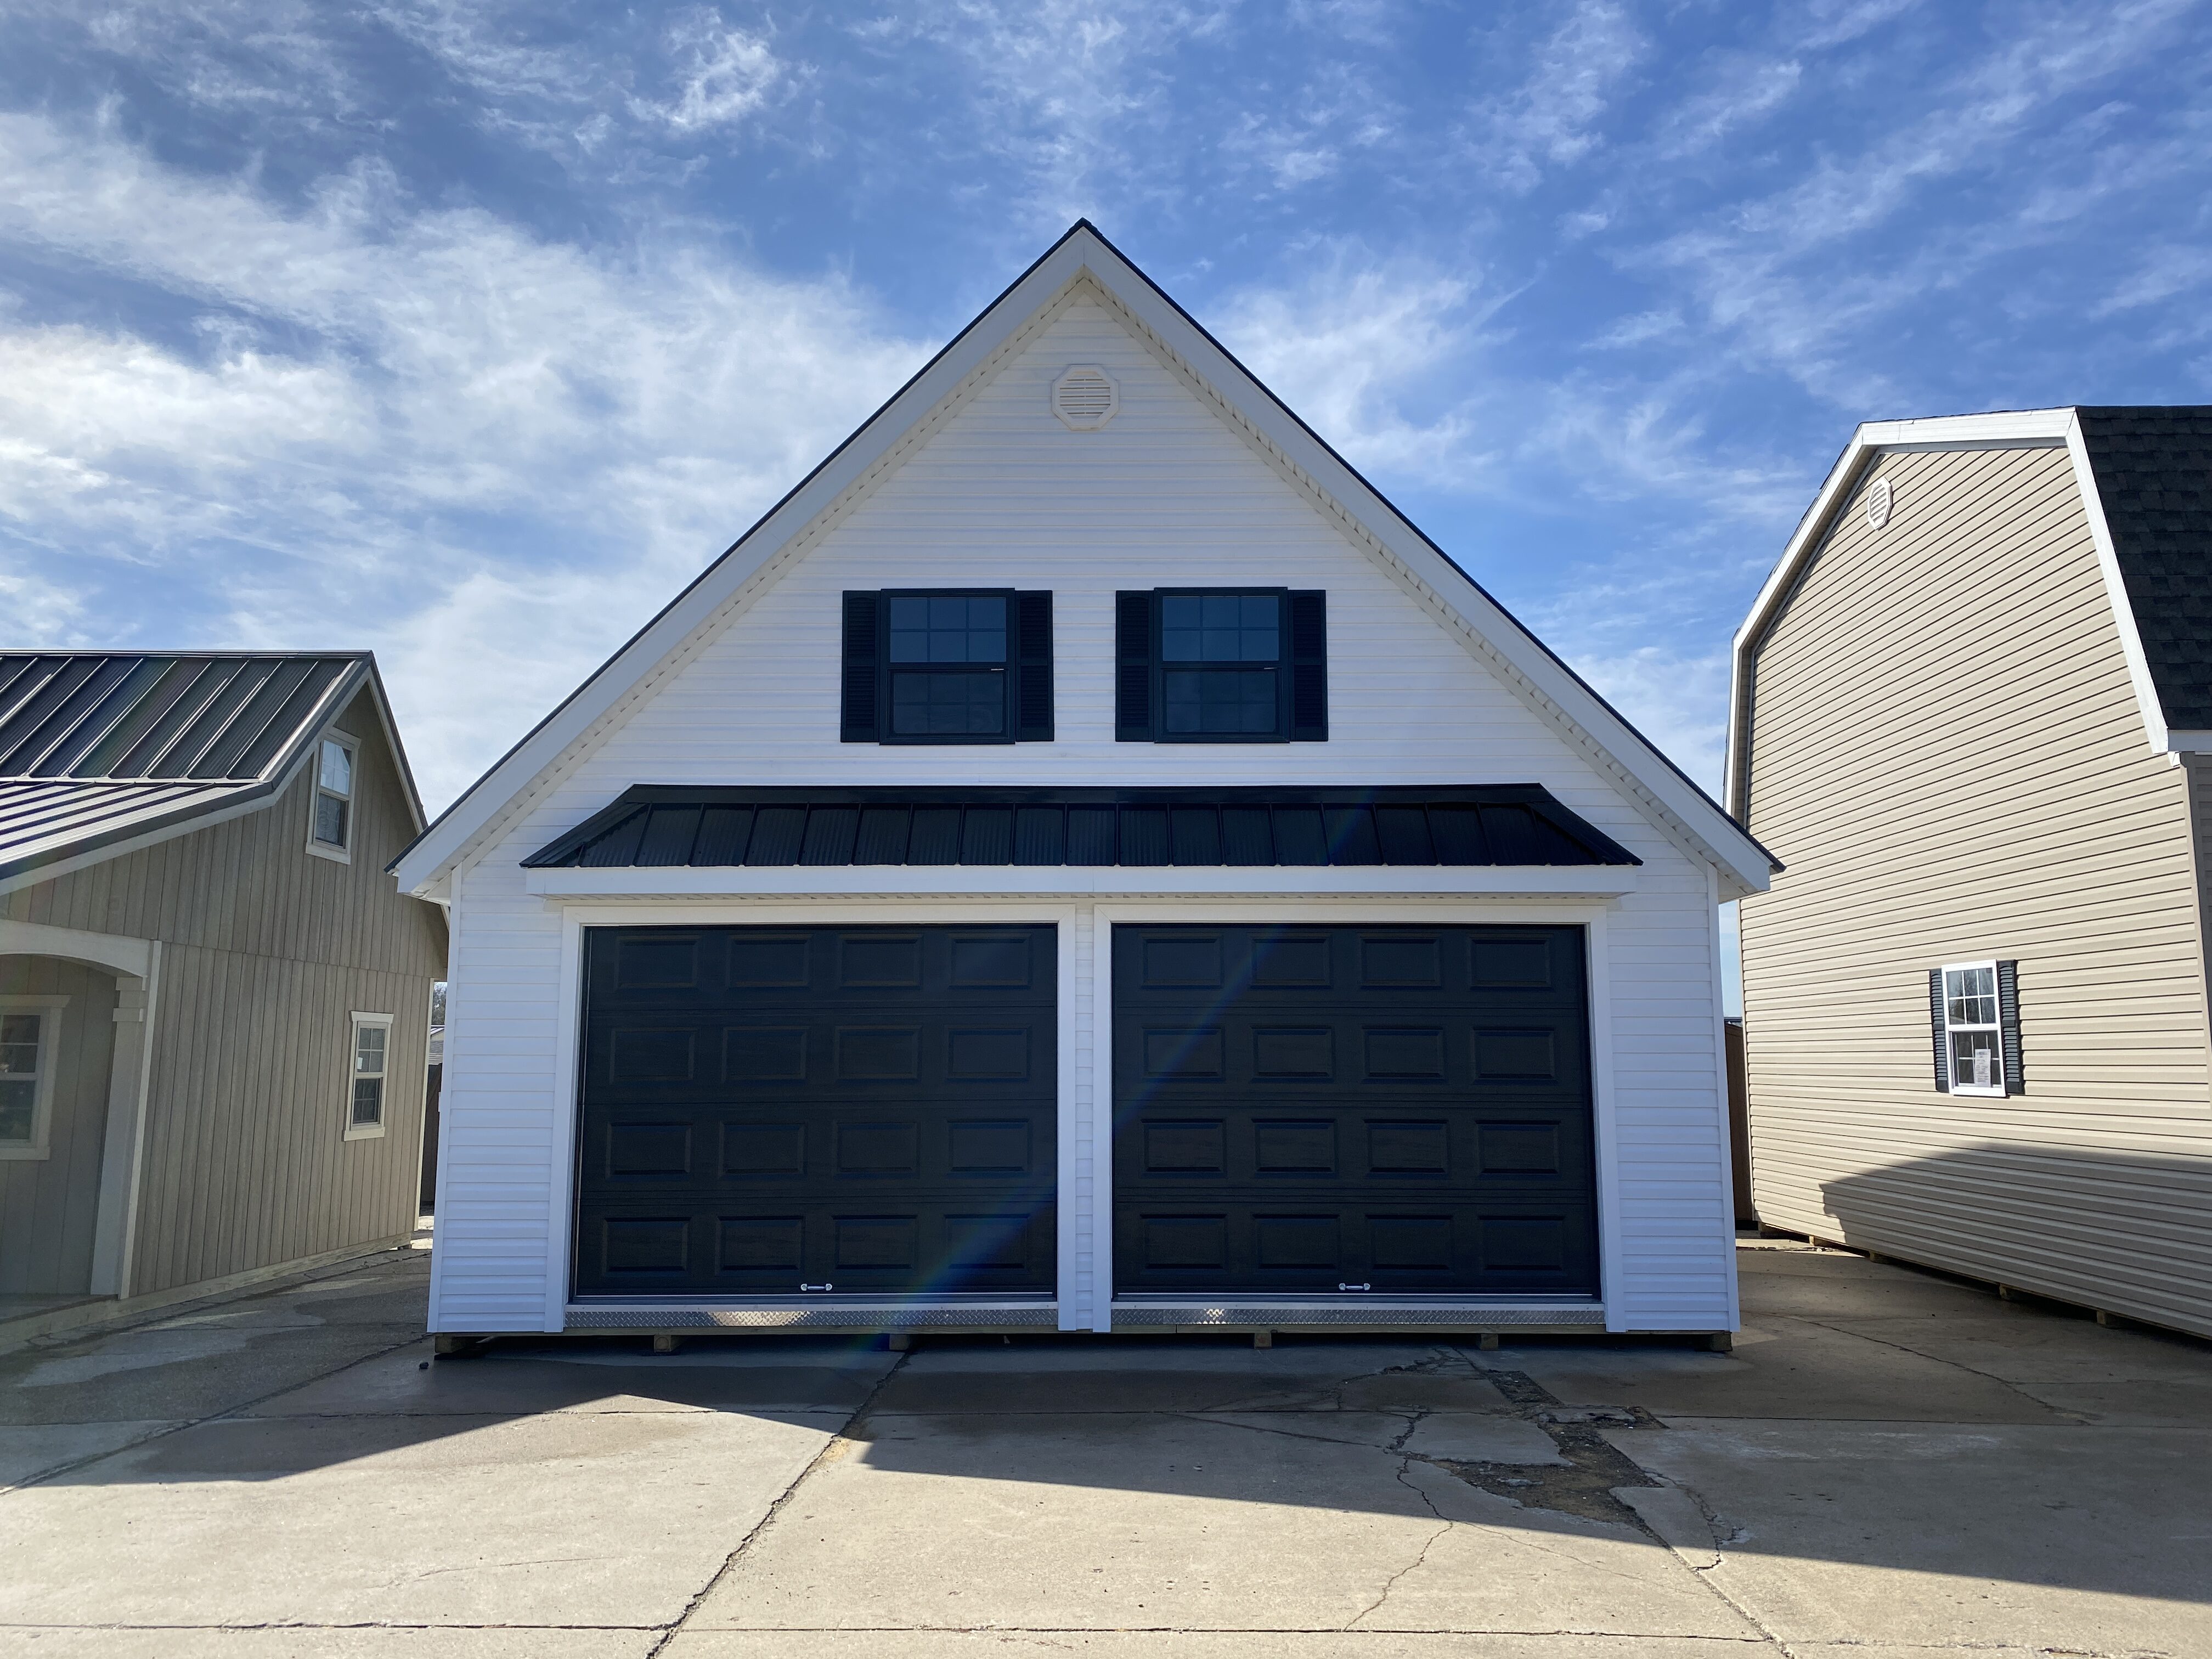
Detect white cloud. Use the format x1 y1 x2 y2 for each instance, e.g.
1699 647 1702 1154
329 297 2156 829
0 111 927 804
644 9 789 133
1471 1 1646 193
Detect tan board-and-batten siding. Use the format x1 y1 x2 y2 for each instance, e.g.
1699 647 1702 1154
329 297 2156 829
0 687 447 1298
1738 440 2212 1339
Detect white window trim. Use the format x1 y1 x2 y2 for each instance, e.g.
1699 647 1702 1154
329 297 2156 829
307 729 360 866
0 995 68 1161
345 1010 395 1141
1940 959 2008 1098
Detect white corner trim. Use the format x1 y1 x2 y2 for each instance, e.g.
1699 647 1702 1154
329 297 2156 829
393 225 1769 901
522 867 1641 901
2061 413 2170 755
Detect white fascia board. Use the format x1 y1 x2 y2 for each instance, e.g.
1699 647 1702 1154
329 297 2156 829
396 222 1768 898
524 866 1639 901
1725 409 2079 817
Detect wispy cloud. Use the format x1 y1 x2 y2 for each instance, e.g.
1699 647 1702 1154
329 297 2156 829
641 8 791 133
1470 1 1647 192
0 111 924 802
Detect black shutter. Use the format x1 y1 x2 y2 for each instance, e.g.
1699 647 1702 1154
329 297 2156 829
841 592 880 743
1115 591 1153 741
1288 590 1328 742
1015 591 1053 742
1927 969 1950 1092
1996 960 2023 1094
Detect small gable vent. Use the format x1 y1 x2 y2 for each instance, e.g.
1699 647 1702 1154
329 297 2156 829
1052 365 1119 431
1864 476 1893 530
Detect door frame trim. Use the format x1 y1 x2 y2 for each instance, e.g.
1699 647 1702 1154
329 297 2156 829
1092 903 1618 1333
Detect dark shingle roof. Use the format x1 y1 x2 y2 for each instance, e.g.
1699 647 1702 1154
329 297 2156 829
2076 408 2212 730
525 786 1641 871
0 653 373 884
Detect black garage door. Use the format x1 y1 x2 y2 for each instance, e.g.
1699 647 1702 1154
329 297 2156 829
575 925 1056 1297
1113 925 1598 1297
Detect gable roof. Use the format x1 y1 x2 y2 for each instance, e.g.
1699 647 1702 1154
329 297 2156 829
0 651 425 890
392 221 1775 899
1726 405 2212 816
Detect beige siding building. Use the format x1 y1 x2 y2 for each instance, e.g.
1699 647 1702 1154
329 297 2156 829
1729 408 2212 1341
0 653 447 1332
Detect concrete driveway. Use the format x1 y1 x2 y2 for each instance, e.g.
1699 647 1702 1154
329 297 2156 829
2 1239 2208 1657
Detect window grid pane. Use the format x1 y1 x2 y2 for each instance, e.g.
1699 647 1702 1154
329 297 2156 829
1949 1030 2001 1091
355 1025 387 1074
1162 594 1280 663
0 1013 41 1143
314 793 349 847
889 596 1006 664
0 1079 33 1142
352 1076 385 1127
1164 668 1277 735
319 740 352 795
890 669 1006 735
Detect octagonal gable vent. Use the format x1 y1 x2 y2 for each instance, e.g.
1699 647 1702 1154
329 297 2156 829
1051 364 1119 431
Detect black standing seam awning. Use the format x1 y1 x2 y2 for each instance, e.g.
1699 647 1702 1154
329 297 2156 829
523 786 1640 871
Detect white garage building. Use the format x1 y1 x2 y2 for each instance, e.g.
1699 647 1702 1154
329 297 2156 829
391 224 1773 1344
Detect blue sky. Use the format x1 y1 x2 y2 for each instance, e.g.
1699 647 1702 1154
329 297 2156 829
3 0 2210 810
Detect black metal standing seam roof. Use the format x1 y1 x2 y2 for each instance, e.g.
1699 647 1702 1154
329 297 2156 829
524 786 1641 871
2075 408 2212 730
0 652 371 884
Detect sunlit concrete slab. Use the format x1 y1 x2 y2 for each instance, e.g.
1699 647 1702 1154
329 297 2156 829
685 1410 1757 1639
1609 1419 2212 1654
0 1628 662 1658
0 1408 842 1630
666 1633 1773 1657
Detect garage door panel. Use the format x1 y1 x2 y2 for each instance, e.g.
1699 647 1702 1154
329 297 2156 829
577 924 1056 1298
1114 924 1598 1298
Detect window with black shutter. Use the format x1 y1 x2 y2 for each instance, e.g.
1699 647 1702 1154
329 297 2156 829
840 589 1053 744
1114 588 1327 742
1931 960 2021 1096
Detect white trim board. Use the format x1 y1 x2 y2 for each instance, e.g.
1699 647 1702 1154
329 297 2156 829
391 223 1771 901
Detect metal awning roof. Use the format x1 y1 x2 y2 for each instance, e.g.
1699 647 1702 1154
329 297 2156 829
0 652 386 887
524 786 1641 871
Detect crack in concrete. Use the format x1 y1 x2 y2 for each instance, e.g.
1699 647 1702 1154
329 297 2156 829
1792 1314 2098 1426
1343 1455 1453 1629
641 1344 911 1658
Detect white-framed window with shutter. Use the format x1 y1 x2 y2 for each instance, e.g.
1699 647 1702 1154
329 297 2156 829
0 996 66 1161
1930 960 2021 1097
345 1012 393 1140
307 731 358 864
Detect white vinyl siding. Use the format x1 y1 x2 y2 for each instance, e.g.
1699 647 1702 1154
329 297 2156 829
427 293 1735 1335
1739 443 2212 1339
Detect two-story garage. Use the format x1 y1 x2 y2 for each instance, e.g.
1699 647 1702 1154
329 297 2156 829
391 223 1773 1346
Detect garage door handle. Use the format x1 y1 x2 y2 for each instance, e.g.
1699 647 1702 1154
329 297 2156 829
1338 1282 1371 1292
800 1283 834 1292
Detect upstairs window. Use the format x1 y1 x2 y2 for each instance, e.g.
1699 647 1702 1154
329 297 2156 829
842 590 1053 744
1117 588 1327 742
346 1012 393 1140
0 998 64 1160
1929 961 2022 1097
308 733 357 862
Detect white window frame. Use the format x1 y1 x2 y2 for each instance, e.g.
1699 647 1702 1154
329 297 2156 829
0 995 67 1161
1940 960 2007 1097
345 1011 394 1141
307 730 359 865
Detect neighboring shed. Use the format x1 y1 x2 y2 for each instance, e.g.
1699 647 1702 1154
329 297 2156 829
0 652 448 1331
1728 407 2212 1341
